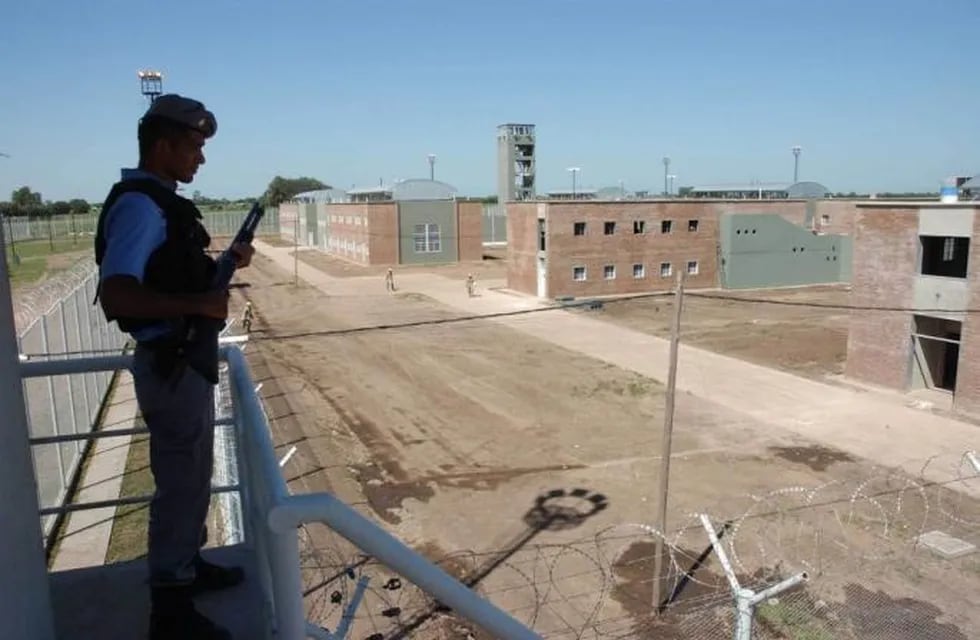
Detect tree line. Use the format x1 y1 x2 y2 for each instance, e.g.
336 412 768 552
1 186 91 217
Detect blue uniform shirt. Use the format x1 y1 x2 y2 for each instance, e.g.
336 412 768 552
99 168 177 342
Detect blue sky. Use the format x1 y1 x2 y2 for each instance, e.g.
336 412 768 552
1 0 978 201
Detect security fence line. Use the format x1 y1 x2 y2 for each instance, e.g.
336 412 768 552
16 262 127 537
3 208 281 243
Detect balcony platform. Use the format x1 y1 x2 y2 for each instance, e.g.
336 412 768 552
49 543 267 640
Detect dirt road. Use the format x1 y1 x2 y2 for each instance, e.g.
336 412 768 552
235 245 980 639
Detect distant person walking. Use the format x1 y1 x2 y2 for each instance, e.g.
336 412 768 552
385 267 396 293
466 273 476 297
241 301 254 334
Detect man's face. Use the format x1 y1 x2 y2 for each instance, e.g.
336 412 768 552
160 130 206 184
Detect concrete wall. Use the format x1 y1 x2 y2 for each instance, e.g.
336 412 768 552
719 213 849 289
458 201 484 261
845 207 919 389
278 202 299 242
506 203 540 296
952 208 980 413
397 200 458 265
315 203 330 252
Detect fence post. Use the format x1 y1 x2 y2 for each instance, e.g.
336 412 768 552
72 289 94 435
58 302 80 453
40 316 67 487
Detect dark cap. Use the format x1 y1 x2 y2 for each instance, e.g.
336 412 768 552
141 94 217 138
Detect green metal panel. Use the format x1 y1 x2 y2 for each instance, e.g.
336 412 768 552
838 236 852 282
398 201 457 265
301 203 317 246
720 213 850 289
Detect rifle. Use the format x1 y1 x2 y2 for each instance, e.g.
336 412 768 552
183 202 265 383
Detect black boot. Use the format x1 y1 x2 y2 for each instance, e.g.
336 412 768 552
149 585 232 640
190 555 246 596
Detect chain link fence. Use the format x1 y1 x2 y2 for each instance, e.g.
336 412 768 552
3 208 280 244
15 259 128 536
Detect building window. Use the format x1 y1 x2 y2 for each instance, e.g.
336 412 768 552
821 214 830 224
662 220 673 234
574 222 586 236
660 262 672 277
538 219 546 251
604 265 616 279
633 220 646 234
921 236 968 278
573 266 586 281
687 260 699 275
413 223 441 253
604 221 616 235
633 263 645 278
688 219 699 232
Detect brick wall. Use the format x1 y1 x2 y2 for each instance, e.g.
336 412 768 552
457 201 483 262
544 201 721 298
813 200 860 235
844 207 919 388
366 203 399 265
506 202 541 295
323 203 373 264
953 210 980 413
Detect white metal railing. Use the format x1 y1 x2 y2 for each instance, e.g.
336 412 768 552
22 346 540 640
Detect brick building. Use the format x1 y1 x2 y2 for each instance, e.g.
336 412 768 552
507 199 858 298
279 197 482 266
846 202 980 414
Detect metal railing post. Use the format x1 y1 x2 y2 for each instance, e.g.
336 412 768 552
0 212 56 639
267 527 306 640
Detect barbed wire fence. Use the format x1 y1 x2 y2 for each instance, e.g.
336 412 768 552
284 448 979 639
13 259 128 538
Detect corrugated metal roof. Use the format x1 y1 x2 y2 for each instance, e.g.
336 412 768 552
391 179 457 201
292 188 348 203
961 175 980 190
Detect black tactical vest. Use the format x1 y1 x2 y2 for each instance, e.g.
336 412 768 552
94 178 216 333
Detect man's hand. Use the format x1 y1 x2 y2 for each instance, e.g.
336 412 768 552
231 242 255 268
195 290 230 320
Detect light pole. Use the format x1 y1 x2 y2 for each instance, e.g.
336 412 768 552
792 145 801 183
667 174 676 196
427 153 436 181
566 167 580 199
138 70 163 104
662 156 670 196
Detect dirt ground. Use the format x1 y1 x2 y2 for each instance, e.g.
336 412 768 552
232 257 980 639
595 285 850 380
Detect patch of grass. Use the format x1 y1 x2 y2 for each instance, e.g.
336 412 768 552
756 600 835 640
5 238 90 287
104 423 153 564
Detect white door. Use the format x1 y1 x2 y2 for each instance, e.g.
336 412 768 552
536 257 547 298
